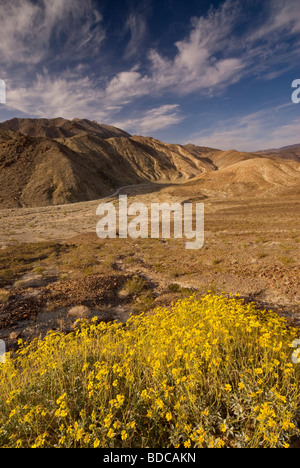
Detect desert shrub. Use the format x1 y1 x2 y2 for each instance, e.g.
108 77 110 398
167 283 196 295
123 276 147 296
132 291 155 314
0 294 299 448
167 283 181 293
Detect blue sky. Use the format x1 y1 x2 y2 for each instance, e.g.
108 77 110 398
0 0 299 151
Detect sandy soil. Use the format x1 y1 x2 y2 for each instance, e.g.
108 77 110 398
0 183 299 350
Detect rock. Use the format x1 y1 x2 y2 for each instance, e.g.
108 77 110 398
9 332 21 340
68 305 91 319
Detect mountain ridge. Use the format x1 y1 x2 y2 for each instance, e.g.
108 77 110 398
0 117 131 140
256 143 300 162
0 117 299 208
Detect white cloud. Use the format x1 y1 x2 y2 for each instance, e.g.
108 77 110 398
0 0 105 65
149 1 245 95
2 0 300 140
6 70 183 133
111 104 184 134
103 0 246 101
249 0 300 41
186 105 300 151
103 0 300 104
124 13 148 59
104 67 153 103
6 71 108 121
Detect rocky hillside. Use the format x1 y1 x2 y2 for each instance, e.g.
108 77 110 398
0 118 219 208
0 117 131 140
256 144 300 162
0 117 299 208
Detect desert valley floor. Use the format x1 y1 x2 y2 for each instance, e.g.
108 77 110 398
0 182 299 351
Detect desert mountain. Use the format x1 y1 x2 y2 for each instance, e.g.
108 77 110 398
186 157 300 198
0 117 299 208
256 144 300 162
0 117 131 140
0 118 218 208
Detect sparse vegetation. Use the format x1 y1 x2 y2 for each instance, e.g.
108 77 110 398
83 265 94 277
33 266 46 274
0 116 299 451
167 283 196 296
0 289 10 303
132 291 155 314
0 242 71 287
167 283 181 293
280 256 295 266
212 258 223 266
123 276 148 296
257 251 268 259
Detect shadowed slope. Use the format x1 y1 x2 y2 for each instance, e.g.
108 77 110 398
0 118 299 208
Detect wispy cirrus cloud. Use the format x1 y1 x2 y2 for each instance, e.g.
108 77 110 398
99 0 300 106
111 104 184 134
104 0 246 101
7 68 183 134
1 0 107 119
124 12 148 59
0 0 105 67
186 104 300 152
1 0 300 142
249 0 300 40
104 67 154 104
147 0 245 96
7 70 108 121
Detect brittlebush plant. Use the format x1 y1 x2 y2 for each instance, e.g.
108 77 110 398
0 294 300 448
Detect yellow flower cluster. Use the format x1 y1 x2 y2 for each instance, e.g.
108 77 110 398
0 294 299 448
